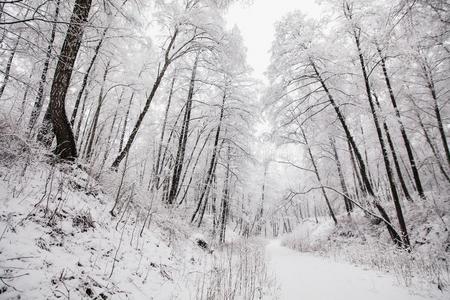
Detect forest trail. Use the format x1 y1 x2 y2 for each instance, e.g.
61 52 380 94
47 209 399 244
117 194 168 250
265 240 442 300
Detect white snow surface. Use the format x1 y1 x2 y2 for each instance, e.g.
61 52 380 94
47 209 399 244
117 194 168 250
0 158 222 299
266 240 449 300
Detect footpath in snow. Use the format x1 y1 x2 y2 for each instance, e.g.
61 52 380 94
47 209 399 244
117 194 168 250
266 240 448 300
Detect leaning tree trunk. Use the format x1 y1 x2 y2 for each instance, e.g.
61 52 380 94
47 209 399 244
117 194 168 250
47 0 93 159
0 32 20 99
118 91 134 153
111 29 179 169
75 74 94 143
312 62 373 195
157 105 187 189
191 90 226 221
302 128 337 225
373 92 412 202
178 130 212 205
347 139 366 197
167 55 198 205
422 62 450 169
153 76 176 189
330 137 352 215
377 46 425 199
85 61 110 160
28 0 61 133
417 112 450 183
71 26 108 126
312 60 402 247
351 25 410 249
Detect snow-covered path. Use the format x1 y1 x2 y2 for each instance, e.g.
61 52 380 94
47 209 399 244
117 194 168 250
266 240 446 300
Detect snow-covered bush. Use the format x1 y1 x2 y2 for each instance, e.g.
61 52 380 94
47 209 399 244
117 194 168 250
191 238 278 299
281 203 450 291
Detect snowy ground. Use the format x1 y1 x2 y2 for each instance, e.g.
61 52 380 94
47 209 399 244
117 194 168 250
0 149 276 299
266 240 449 300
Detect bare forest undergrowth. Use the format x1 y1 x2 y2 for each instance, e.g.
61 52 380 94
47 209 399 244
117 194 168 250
0 0 449 299
282 207 450 293
0 133 277 299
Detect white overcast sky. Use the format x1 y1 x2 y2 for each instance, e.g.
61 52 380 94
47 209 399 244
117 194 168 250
226 0 322 80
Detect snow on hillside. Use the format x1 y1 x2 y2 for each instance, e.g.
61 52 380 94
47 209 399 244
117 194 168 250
0 140 276 299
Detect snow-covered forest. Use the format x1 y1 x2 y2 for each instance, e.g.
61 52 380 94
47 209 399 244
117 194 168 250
0 0 449 299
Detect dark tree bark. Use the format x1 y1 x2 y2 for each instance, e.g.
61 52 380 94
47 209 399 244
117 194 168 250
119 91 134 153
99 92 121 173
196 156 219 227
47 0 93 159
175 128 206 200
167 55 198 205
373 92 413 202
191 90 226 221
377 46 425 199
0 32 20 99
330 137 352 215
85 60 110 160
28 0 61 133
178 130 212 205
417 112 450 183
347 139 366 197
75 74 94 143
312 60 402 247
255 163 268 234
111 29 179 169
153 76 176 189
71 26 108 126
157 104 187 189
346 5 410 248
422 62 450 169
219 145 231 243
311 61 373 195
301 128 337 224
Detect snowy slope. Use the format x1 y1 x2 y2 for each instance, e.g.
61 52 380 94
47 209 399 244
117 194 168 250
0 140 277 299
0 158 205 299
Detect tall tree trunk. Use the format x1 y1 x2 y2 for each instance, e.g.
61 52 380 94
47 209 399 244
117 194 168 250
175 129 205 200
167 55 199 205
28 0 61 133
330 137 352 215
99 91 122 174
157 104 187 188
255 163 268 234
373 92 413 202
196 156 219 227
417 112 450 183
0 32 20 99
311 62 373 195
301 128 337 224
75 74 94 143
71 26 108 126
422 62 450 169
377 46 425 198
191 90 226 221
219 145 231 243
111 29 179 169
178 130 212 205
154 76 176 189
349 20 410 248
47 0 93 159
119 91 134 153
312 60 402 246
347 139 366 197
85 61 110 160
